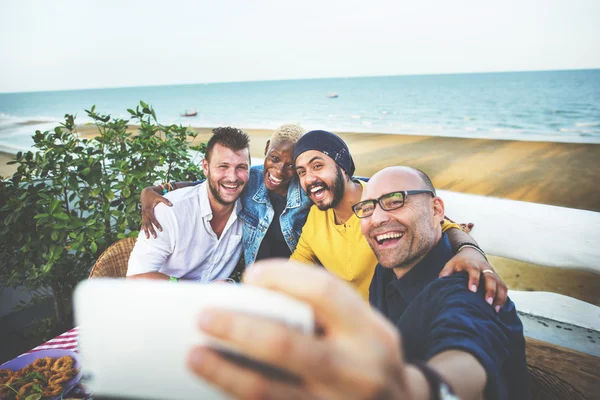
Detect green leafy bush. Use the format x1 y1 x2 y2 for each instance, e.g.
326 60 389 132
0 102 205 333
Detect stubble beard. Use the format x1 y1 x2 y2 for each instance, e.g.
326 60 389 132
208 174 240 206
372 210 437 271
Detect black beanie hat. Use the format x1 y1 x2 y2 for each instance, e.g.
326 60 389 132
293 130 355 177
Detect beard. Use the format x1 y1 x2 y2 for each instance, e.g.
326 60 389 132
307 165 346 211
207 174 243 206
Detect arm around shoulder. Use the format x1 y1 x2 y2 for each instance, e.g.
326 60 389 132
441 224 508 308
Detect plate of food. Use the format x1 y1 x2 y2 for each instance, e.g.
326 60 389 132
0 349 82 400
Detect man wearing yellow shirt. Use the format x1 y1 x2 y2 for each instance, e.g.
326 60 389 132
291 130 502 303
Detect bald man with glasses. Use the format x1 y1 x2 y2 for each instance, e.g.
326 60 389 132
188 166 529 400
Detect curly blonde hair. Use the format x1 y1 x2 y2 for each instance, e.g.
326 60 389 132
269 124 306 148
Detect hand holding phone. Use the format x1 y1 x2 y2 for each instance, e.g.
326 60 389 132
74 279 314 400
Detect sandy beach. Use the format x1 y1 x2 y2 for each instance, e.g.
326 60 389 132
0 151 16 176
186 128 600 212
4 125 600 213
1 125 599 305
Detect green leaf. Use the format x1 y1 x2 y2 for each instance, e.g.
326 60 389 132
54 212 69 220
90 241 97 253
51 231 58 241
69 175 79 188
42 262 53 274
29 371 47 383
86 218 97 226
49 199 61 214
54 246 64 258
81 167 91 176
34 213 49 219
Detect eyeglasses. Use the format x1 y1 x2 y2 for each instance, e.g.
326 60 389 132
352 190 435 218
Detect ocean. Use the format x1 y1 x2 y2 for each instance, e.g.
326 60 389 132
1 69 599 153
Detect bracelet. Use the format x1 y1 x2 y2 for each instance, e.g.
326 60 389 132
456 242 487 261
171 182 178 190
414 362 458 400
158 184 167 195
169 276 178 283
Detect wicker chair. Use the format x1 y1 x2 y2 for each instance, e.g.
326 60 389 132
88 237 245 280
88 237 136 278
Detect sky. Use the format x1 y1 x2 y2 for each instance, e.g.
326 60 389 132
1 0 599 93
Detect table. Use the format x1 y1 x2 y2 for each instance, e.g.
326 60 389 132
26 327 79 353
17 327 89 399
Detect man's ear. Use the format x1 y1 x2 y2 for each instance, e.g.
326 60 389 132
432 196 445 222
264 140 270 156
202 158 209 176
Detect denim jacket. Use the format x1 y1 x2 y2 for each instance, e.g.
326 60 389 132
238 165 312 267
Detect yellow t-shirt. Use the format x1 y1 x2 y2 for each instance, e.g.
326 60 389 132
290 181 460 301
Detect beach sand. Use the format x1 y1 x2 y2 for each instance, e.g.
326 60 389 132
0 151 17 177
1 125 598 305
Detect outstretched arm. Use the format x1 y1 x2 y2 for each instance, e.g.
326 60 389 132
188 260 487 400
140 181 196 239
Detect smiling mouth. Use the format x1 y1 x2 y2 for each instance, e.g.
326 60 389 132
267 172 282 186
375 232 403 246
309 184 327 201
221 183 241 192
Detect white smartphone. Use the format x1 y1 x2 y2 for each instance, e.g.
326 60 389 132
73 279 315 400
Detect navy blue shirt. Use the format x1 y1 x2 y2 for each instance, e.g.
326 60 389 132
369 234 529 400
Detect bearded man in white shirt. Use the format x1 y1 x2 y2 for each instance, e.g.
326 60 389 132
126 127 250 282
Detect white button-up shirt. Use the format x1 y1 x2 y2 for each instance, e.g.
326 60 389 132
127 182 242 281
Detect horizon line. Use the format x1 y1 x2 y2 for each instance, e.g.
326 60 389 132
1 67 599 95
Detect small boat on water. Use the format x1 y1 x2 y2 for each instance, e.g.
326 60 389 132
327 93 339 98
180 109 198 117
